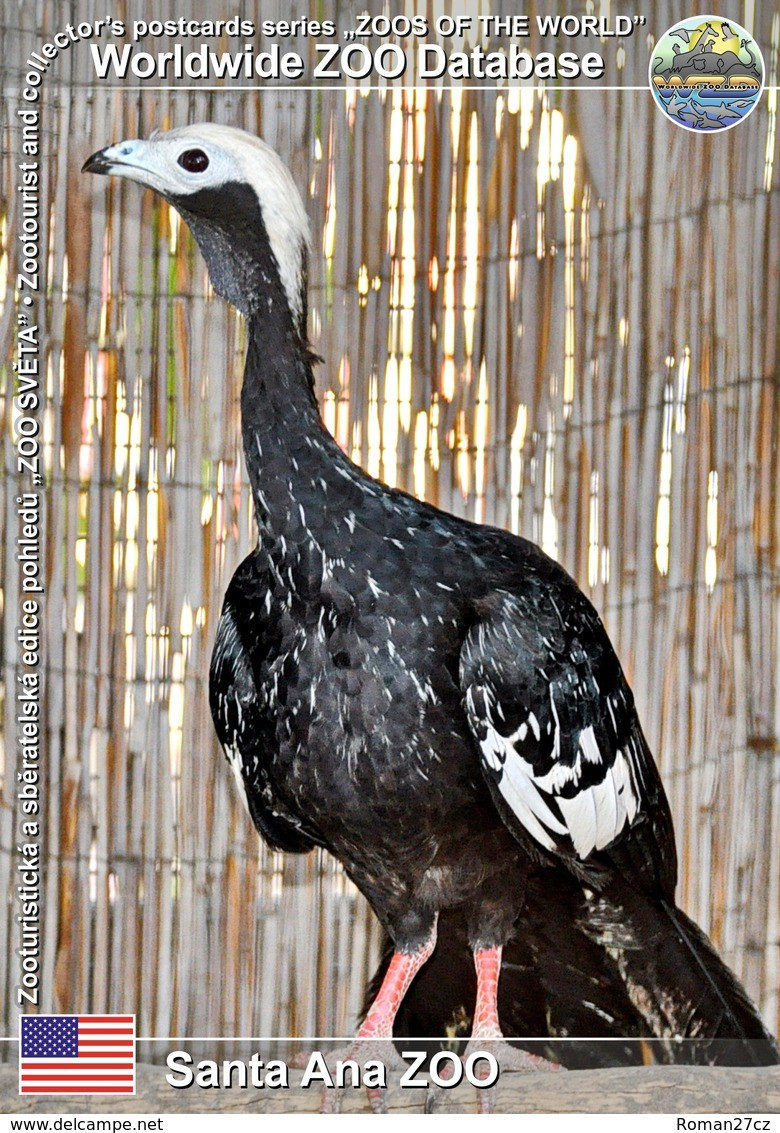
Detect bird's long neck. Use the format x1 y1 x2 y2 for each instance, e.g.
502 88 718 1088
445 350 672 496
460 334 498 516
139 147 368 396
240 307 365 553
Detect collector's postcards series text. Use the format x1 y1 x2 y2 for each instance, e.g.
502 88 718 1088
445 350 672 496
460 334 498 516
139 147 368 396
20 12 646 88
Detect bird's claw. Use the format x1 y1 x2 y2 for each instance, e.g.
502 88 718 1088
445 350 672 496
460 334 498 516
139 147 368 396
424 1037 563 1114
315 1039 409 1114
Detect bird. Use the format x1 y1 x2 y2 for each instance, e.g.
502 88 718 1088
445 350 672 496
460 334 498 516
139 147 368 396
83 123 779 1109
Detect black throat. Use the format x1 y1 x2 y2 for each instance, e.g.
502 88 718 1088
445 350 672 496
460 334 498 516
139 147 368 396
171 181 307 331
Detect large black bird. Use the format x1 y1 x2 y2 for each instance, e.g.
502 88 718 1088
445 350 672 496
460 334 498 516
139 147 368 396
84 124 778 1099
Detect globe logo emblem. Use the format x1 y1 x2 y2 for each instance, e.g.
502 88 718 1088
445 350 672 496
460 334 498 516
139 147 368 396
650 16 764 132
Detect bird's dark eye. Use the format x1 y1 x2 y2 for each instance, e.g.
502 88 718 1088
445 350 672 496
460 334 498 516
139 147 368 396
178 149 209 173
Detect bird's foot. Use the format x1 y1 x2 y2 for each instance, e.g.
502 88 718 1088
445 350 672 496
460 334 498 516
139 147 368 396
310 930 438 1111
313 1038 410 1114
468 1037 562 1114
425 1037 562 1114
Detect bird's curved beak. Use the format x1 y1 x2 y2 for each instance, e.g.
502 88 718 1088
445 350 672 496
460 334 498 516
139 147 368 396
82 139 155 187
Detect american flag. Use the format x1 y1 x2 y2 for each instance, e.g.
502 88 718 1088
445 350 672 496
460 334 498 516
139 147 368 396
19 1015 135 1094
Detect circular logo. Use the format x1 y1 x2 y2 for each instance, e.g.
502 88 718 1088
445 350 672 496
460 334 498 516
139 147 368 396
650 15 764 132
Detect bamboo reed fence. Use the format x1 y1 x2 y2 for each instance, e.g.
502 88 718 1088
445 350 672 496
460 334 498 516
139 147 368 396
1 0 779 1057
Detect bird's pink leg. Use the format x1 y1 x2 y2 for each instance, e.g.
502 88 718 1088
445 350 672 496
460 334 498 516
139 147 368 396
472 945 504 1038
468 945 561 1113
426 944 560 1112
320 922 437 1112
359 933 437 1038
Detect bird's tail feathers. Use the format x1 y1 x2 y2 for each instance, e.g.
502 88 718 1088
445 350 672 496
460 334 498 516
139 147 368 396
660 898 778 1065
579 883 779 1066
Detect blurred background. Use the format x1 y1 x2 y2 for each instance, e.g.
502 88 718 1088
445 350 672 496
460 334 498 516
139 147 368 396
1 0 779 1051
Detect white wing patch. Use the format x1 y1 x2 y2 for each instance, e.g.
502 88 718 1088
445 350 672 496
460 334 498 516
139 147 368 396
480 728 567 851
477 709 642 859
224 741 252 818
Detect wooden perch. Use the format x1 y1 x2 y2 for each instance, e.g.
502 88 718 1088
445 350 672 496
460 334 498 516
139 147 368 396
3 1064 779 1114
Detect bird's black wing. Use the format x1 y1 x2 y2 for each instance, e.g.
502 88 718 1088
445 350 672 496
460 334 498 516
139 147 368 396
457 564 778 1064
459 574 676 891
209 554 322 853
